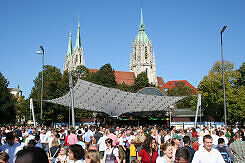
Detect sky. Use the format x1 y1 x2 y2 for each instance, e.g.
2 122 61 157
0 0 244 98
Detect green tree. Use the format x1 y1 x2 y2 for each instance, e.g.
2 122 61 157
133 72 151 92
15 96 29 123
0 72 16 123
191 61 243 123
237 62 245 86
90 64 117 88
30 65 69 125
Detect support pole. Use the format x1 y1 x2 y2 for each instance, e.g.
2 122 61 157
194 94 201 128
69 72 75 128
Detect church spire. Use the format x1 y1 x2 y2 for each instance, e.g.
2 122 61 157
139 7 145 31
67 29 72 56
75 18 81 49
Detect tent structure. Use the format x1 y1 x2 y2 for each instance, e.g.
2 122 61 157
47 79 185 116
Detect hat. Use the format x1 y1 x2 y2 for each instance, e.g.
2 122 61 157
172 134 182 140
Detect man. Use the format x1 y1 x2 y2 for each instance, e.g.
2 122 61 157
216 138 233 163
212 130 220 147
0 132 21 163
183 136 195 162
83 127 93 150
107 128 118 147
97 130 108 159
39 129 48 150
229 133 245 162
192 135 225 163
172 133 182 160
15 147 49 163
67 127 78 146
175 147 191 163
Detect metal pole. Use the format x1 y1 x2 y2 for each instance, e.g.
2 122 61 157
69 72 75 128
40 46 44 124
221 26 227 126
170 110 171 127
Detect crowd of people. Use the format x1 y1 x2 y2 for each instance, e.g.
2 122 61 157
0 124 244 163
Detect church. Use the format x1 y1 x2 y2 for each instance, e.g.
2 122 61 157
63 8 165 88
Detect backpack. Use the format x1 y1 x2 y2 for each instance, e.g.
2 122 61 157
215 146 231 163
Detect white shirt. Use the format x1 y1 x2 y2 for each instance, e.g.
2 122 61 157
40 133 48 143
212 135 219 146
192 147 225 163
97 135 108 152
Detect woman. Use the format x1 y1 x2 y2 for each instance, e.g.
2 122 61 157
48 138 60 163
103 138 120 163
0 152 9 163
156 143 173 163
85 149 100 163
137 136 158 163
68 144 85 163
55 145 69 163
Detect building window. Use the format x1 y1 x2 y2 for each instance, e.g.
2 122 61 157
80 55 81 63
145 46 148 59
75 55 78 63
169 83 171 86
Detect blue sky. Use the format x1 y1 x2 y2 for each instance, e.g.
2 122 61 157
0 0 244 98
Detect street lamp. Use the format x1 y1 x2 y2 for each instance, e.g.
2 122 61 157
36 46 44 124
220 26 227 126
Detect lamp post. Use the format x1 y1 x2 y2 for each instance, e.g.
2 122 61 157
36 46 44 124
220 26 227 126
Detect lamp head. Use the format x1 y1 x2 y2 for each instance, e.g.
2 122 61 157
40 46 44 52
221 26 227 34
36 51 42 54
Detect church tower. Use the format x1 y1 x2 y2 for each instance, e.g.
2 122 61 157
130 8 157 85
63 19 85 72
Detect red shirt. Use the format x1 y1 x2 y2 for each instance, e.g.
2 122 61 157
192 132 198 137
139 149 158 163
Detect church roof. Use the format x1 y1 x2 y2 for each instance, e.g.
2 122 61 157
157 77 165 87
88 69 135 86
162 80 198 94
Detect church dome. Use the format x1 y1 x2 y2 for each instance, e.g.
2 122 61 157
135 30 150 44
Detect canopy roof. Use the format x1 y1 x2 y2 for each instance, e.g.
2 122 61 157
47 79 185 116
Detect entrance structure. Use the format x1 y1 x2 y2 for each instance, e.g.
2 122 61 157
47 79 185 116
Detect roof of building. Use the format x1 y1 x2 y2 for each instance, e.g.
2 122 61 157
157 77 164 87
161 80 197 94
47 79 185 116
88 69 136 86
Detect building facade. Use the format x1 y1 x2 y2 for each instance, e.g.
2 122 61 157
63 20 85 72
129 8 157 85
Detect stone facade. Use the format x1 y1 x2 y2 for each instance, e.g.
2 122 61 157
129 8 157 85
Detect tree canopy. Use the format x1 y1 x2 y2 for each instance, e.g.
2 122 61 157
0 72 16 124
191 61 244 123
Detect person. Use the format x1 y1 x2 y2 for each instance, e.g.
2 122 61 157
0 132 21 163
83 128 92 151
48 138 60 163
97 131 108 160
174 147 190 163
107 129 118 147
171 134 182 160
182 136 195 162
192 135 225 163
85 149 100 163
77 134 86 150
192 137 199 151
103 138 120 163
215 138 233 163
129 139 137 163
156 143 172 163
0 152 9 163
68 144 85 163
67 127 77 145
40 129 48 150
137 136 158 163
55 145 69 163
15 147 49 163
229 133 245 162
